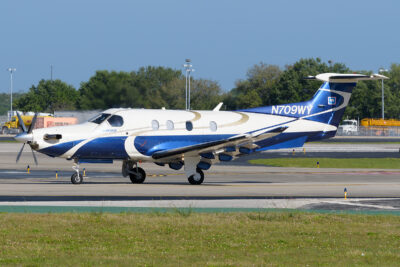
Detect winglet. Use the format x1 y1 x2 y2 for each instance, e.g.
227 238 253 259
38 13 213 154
213 102 223 111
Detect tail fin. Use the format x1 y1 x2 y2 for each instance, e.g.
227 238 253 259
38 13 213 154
241 73 388 127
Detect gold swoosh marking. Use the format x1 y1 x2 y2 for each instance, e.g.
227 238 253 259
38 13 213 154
220 112 249 128
189 111 201 122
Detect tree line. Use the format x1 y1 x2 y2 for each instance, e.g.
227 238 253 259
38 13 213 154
4 58 400 120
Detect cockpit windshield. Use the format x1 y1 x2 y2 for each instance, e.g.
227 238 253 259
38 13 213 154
89 113 111 124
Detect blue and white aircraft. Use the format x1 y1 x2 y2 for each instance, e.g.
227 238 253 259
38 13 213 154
14 73 387 185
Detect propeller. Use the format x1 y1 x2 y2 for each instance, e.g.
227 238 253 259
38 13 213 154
14 112 38 165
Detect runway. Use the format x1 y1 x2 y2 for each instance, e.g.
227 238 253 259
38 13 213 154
0 142 400 212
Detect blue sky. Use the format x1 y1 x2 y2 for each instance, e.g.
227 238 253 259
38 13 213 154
0 0 399 93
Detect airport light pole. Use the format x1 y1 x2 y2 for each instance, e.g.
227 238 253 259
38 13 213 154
379 68 388 120
183 59 194 110
7 68 16 121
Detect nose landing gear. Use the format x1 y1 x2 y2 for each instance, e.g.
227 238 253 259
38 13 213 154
71 160 83 184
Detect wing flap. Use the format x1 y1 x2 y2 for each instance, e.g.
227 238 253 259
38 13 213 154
151 126 287 160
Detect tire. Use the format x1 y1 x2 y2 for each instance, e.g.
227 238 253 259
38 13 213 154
188 168 204 185
129 167 146 184
2 127 9 135
71 172 83 184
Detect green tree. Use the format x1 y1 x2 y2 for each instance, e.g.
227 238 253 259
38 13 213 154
276 58 349 104
78 71 135 109
385 64 400 119
0 93 25 115
133 66 182 108
78 66 222 111
225 58 349 110
189 79 223 110
78 67 182 110
15 80 78 112
226 63 281 109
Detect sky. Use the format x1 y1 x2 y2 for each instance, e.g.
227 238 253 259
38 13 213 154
0 0 399 94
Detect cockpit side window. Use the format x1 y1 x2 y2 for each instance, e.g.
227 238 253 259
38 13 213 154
107 115 124 127
89 113 111 124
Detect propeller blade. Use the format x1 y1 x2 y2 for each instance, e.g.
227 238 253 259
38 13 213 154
31 147 38 166
16 112 27 133
16 143 26 163
27 113 38 134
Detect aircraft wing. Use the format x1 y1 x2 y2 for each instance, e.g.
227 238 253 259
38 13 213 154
151 126 288 160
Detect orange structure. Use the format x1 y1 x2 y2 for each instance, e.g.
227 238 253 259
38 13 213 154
34 117 78 129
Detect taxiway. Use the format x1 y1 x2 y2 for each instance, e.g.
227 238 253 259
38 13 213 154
0 142 399 212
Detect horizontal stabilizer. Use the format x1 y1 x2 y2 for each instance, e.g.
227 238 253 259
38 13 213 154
305 73 388 83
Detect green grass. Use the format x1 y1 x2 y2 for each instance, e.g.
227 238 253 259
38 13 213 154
249 157 400 169
0 212 400 266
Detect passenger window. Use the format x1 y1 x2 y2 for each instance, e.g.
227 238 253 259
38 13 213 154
186 121 193 131
152 120 159 130
166 120 174 130
210 121 217 132
107 115 124 127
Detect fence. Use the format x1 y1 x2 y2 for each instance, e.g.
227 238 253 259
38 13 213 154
0 116 7 127
337 126 400 136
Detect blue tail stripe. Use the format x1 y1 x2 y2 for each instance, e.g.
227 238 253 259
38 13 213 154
239 82 357 127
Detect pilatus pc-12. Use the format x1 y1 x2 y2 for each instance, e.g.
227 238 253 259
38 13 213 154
14 73 387 185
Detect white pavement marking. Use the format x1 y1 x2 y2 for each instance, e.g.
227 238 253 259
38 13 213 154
324 200 397 210
0 198 398 210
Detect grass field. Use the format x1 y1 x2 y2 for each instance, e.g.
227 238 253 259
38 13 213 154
249 157 400 169
0 211 400 266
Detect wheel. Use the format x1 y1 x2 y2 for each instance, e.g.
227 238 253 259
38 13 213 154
188 168 204 185
129 167 146 184
2 127 9 135
71 172 83 184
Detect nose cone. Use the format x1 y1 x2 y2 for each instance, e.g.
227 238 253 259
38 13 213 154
14 132 33 143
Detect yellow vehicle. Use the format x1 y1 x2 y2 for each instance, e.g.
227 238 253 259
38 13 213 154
1 115 35 134
361 118 400 127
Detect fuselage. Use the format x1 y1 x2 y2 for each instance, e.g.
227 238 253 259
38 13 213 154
29 108 336 161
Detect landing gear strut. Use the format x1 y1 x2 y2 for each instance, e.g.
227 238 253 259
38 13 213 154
188 168 204 185
71 160 83 184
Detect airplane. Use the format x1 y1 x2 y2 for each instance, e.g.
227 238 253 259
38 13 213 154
14 73 388 185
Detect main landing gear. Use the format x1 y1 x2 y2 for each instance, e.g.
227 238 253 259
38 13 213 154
188 168 204 185
129 166 146 184
184 157 205 185
122 160 146 184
